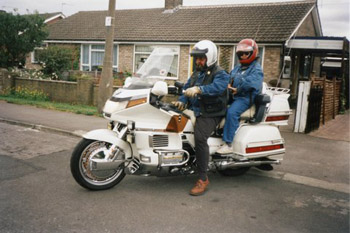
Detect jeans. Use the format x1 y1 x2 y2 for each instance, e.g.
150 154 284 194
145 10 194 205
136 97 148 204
194 116 221 181
222 97 251 143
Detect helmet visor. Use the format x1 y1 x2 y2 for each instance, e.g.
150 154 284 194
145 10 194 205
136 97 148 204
237 51 252 58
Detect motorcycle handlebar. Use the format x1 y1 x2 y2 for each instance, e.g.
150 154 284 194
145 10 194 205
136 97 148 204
168 81 184 96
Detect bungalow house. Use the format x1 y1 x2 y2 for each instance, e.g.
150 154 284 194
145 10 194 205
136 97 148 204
43 0 322 89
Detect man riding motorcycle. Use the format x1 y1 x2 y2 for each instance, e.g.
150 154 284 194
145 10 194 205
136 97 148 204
173 40 230 196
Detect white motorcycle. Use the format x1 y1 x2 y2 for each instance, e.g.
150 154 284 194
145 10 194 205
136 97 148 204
70 48 292 190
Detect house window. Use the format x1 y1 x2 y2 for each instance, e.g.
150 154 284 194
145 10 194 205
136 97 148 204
134 45 179 79
232 46 264 69
81 44 118 71
283 56 292 79
31 44 47 63
299 54 312 80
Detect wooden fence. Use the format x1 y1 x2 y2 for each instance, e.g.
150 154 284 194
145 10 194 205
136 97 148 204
312 77 341 124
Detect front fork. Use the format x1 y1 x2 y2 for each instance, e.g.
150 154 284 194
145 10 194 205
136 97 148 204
110 121 139 174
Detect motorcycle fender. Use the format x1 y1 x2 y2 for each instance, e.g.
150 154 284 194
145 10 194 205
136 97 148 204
83 129 132 158
233 124 285 158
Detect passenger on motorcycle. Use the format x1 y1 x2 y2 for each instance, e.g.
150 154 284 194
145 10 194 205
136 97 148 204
173 40 230 196
216 38 264 154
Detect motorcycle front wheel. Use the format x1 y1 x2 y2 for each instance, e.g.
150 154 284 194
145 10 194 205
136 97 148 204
70 139 126 190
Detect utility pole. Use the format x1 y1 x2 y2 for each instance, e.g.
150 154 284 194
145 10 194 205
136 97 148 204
97 0 116 113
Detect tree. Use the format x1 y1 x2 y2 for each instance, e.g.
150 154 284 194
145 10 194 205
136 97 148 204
97 0 116 113
0 11 48 68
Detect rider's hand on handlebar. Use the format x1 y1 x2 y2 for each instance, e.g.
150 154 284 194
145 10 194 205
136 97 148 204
184 86 201 98
171 101 186 111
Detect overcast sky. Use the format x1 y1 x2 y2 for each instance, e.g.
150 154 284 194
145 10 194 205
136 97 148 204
1 0 349 39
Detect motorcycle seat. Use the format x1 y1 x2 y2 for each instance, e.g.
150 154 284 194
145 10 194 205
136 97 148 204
218 105 256 128
183 105 256 129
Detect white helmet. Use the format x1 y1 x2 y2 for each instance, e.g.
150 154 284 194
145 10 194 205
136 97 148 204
190 40 218 67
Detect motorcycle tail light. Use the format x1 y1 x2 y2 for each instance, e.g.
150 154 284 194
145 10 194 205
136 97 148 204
265 115 289 122
246 144 284 153
126 97 147 108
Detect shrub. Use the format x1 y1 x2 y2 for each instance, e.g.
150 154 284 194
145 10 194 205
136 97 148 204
37 46 72 79
8 67 59 80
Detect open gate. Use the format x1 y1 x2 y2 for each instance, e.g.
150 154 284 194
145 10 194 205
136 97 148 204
305 86 323 133
295 81 324 133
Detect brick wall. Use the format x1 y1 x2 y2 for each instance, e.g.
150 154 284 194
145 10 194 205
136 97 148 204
178 45 190 82
0 69 10 95
25 54 41 70
118 44 134 74
295 14 317 37
263 46 282 84
15 78 79 103
219 45 233 73
0 69 95 105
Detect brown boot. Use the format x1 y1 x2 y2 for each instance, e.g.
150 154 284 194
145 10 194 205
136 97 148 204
189 179 209 196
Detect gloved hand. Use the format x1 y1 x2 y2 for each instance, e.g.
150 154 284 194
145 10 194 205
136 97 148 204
171 101 186 111
184 86 201 98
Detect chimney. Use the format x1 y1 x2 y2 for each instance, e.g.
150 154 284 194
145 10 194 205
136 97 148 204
165 0 183 9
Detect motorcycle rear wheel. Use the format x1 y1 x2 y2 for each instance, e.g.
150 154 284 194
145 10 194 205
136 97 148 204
70 139 126 190
218 167 250 176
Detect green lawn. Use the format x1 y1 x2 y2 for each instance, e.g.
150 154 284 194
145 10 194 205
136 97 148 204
0 96 100 116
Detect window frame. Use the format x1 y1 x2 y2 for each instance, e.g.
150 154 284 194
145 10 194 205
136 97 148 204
80 43 119 71
133 44 180 80
31 44 47 64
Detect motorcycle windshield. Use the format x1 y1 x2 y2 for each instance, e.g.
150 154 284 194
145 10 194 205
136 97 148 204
123 47 177 90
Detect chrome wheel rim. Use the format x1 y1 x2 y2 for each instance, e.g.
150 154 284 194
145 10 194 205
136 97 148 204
79 141 124 186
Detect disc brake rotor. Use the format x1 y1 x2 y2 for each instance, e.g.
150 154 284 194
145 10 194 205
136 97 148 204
80 141 121 181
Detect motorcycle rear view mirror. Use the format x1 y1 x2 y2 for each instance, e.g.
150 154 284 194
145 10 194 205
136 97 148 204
151 81 168 96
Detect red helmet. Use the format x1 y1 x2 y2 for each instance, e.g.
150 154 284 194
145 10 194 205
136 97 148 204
236 39 258 65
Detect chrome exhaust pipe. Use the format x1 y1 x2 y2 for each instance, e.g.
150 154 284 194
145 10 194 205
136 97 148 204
217 160 281 170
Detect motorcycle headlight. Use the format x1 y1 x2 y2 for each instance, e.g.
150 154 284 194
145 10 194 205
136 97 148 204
103 98 129 114
103 95 148 115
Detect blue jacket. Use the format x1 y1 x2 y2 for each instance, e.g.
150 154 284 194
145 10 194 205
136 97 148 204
179 67 230 117
230 60 263 103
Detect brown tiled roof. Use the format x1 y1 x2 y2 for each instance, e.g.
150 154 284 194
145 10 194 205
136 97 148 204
47 1 315 43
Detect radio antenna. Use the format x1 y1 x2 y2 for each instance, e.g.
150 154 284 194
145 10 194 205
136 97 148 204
253 23 261 41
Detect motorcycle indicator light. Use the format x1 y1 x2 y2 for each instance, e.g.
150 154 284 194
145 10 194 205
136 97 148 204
246 144 284 153
127 120 135 130
265 115 289 122
107 121 114 130
126 97 147 108
140 154 151 163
